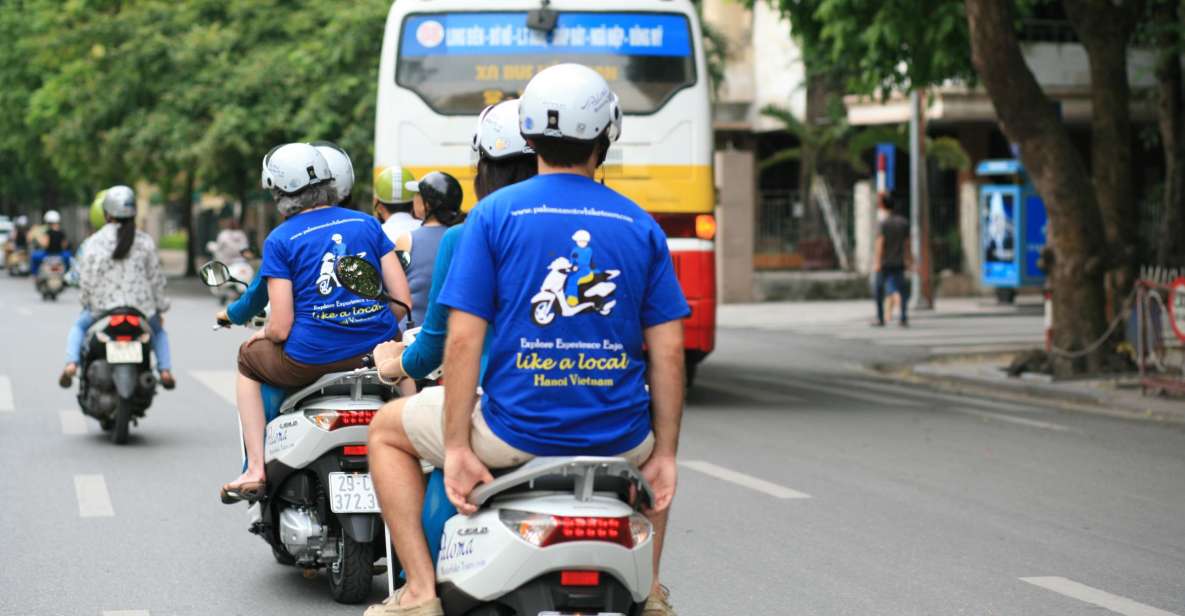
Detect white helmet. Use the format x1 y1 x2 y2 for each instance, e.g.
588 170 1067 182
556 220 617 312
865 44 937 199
312 141 354 202
473 100 534 160
102 185 137 219
331 233 343 243
572 230 591 243
519 64 622 144
261 143 332 194
43 210 61 224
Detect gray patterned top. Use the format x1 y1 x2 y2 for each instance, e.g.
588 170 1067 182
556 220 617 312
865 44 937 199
79 223 170 316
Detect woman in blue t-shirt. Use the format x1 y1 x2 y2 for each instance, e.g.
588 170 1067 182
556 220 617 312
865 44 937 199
220 143 411 504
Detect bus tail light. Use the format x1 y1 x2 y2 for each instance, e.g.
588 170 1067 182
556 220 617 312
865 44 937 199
695 214 716 240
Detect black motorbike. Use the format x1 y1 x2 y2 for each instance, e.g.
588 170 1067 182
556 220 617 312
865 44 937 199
76 307 157 444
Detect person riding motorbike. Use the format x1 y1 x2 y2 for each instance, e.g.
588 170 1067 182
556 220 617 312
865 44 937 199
60 185 175 390
373 166 421 244
363 67 687 616
219 142 412 504
12 215 29 251
211 218 251 265
395 171 464 326
31 209 72 275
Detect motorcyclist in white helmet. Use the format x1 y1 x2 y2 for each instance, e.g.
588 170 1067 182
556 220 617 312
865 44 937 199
60 186 175 390
313 141 356 207
220 142 412 504
31 209 72 276
364 65 687 616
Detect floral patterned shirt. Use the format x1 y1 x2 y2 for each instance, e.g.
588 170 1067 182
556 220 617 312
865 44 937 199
79 223 170 316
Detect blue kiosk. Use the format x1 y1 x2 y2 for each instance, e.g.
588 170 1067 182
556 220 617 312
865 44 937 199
977 159 1048 301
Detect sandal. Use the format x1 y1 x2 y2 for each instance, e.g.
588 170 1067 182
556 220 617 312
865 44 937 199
59 364 77 389
159 370 176 390
220 480 267 504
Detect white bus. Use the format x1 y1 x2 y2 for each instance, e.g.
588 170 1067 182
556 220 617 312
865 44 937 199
376 0 717 374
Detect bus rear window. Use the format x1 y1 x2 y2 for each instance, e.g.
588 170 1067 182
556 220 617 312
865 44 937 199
397 12 697 115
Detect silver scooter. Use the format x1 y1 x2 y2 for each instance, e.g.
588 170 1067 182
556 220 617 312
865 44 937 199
336 256 656 615
201 261 407 603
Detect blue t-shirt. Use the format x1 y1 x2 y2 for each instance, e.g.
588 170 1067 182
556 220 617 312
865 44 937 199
438 173 690 456
259 206 400 364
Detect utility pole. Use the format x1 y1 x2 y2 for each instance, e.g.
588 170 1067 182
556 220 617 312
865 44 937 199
909 90 935 309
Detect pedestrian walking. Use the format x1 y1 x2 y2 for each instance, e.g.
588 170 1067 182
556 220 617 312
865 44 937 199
873 192 912 327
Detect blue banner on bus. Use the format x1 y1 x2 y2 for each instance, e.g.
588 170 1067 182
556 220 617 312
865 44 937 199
400 12 692 58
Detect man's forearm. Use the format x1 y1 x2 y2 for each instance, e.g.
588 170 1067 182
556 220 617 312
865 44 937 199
645 322 685 458
442 318 484 450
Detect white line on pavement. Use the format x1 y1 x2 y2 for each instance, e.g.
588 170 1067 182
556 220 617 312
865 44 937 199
695 380 804 404
953 408 1079 433
0 375 12 413
14 306 32 316
60 410 88 435
1020 577 1181 616
102 611 150 616
680 460 812 500
829 378 1050 414
74 474 115 518
189 369 238 406
738 374 911 407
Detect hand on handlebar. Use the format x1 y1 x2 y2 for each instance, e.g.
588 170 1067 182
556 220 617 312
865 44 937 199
372 339 407 379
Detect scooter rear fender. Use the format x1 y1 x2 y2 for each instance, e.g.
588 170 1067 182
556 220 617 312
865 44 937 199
111 364 140 399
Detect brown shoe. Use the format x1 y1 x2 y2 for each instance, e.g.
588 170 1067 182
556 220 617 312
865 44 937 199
642 585 677 616
363 588 444 616
159 370 176 390
59 363 77 389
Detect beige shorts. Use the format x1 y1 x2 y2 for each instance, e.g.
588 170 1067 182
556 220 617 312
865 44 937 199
401 386 655 470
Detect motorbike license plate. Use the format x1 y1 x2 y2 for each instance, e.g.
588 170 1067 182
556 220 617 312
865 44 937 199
328 472 380 514
106 341 143 364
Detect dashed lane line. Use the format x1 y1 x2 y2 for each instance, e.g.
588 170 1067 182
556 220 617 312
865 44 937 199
102 611 151 616
735 374 911 407
1020 577 1180 616
14 305 32 316
0 375 12 413
74 474 114 518
680 460 812 500
60 410 88 435
694 380 804 405
952 408 1079 433
189 369 238 406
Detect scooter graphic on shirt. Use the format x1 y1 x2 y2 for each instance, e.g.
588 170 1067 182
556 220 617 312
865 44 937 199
316 234 368 296
530 255 620 326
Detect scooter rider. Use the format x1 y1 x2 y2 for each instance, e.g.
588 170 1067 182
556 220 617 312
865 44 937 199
31 209 72 275
364 65 687 616
219 142 411 504
396 171 465 327
60 186 175 390
215 141 357 328
374 166 421 245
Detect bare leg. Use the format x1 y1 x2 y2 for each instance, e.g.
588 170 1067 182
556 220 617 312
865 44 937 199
646 506 671 595
369 398 437 605
227 374 265 486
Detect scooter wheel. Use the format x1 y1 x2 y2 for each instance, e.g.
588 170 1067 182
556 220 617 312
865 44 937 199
328 533 374 604
531 300 557 326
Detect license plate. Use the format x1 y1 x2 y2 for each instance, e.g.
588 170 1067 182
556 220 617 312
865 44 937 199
106 341 143 364
328 472 379 513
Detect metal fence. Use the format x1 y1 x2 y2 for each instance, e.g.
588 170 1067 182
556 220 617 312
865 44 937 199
755 188 854 270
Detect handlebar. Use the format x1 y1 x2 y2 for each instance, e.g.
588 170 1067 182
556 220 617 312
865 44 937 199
361 354 375 369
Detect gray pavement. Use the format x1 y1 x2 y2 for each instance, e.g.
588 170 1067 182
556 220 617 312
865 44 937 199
2 275 1184 615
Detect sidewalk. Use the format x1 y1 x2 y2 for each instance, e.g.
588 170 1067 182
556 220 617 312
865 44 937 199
721 296 1185 422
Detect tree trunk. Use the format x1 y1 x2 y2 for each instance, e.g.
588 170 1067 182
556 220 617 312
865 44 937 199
183 172 197 277
1063 0 1144 311
965 0 1110 375
1156 1 1185 266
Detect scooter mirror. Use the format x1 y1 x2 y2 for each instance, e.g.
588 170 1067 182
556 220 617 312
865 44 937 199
335 256 383 300
199 261 231 287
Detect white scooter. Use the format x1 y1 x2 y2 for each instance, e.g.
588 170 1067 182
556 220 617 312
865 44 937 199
335 256 655 615
201 260 407 604
205 241 254 305
530 256 620 326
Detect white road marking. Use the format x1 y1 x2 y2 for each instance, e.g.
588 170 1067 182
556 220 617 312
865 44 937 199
102 611 150 616
15 306 32 316
829 378 1050 414
1020 577 1181 616
695 380 804 404
189 369 238 406
0 375 12 413
60 410 88 435
952 408 1079 433
680 460 811 499
74 474 115 518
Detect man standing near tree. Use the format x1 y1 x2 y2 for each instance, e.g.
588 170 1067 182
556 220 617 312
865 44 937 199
873 192 912 327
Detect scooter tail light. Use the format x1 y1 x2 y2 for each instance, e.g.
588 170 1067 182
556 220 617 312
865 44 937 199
499 510 639 549
561 571 600 586
305 409 378 431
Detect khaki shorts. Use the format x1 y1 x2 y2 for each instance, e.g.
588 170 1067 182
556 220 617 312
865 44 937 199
402 386 655 470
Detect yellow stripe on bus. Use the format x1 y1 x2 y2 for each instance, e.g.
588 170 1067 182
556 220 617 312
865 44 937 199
380 165 715 214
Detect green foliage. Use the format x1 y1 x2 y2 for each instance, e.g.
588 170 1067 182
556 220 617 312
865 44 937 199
158 230 187 251
2 0 390 211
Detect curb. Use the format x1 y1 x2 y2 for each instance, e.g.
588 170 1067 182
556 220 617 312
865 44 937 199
869 361 1185 426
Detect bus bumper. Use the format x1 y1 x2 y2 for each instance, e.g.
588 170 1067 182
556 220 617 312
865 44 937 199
669 240 716 359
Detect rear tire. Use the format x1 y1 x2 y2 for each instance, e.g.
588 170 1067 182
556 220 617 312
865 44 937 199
271 543 296 566
111 397 131 445
328 533 373 604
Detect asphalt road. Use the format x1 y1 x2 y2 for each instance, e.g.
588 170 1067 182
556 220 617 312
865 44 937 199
1 275 1183 616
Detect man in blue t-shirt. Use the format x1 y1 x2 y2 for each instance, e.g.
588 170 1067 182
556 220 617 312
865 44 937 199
365 65 688 616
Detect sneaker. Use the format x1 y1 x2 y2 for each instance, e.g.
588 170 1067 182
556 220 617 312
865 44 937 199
363 588 444 616
642 585 677 616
